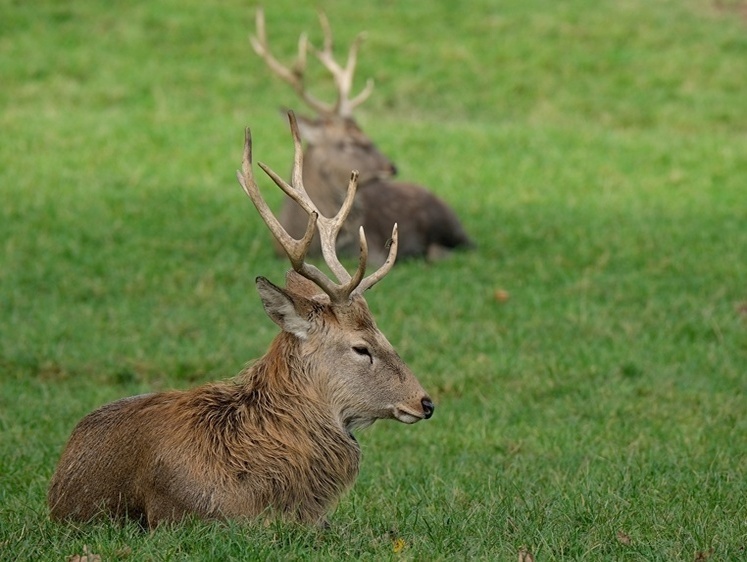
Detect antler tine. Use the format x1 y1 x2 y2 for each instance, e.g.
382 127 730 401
259 112 357 287
310 12 374 118
280 111 397 297
236 127 315 273
237 127 341 299
236 127 335 298
356 223 399 294
250 8 335 116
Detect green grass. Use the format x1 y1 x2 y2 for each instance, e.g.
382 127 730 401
2 0 746 559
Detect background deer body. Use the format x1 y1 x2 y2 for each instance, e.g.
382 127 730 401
48 116 433 528
252 10 474 265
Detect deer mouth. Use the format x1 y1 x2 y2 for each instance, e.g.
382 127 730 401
393 409 423 424
393 397 434 423
391 403 433 424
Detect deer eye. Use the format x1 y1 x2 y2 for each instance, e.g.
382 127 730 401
352 345 373 364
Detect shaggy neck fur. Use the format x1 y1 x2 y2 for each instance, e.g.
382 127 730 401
179 331 361 524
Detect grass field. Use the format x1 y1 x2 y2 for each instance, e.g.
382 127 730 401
1 0 746 560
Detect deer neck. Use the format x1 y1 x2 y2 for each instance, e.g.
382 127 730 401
236 334 359 445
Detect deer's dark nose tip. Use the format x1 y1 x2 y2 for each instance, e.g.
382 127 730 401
421 398 435 419
390 163 398 176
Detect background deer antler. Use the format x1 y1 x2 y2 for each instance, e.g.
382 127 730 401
250 9 374 118
236 111 397 302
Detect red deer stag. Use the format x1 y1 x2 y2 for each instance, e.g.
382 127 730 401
47 112 434 529
251 9 474 266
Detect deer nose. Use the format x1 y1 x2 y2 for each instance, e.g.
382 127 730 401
389 163 398 176
421 398 435 419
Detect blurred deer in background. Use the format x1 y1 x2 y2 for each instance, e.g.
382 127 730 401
48 112 434 529
251 9 474 265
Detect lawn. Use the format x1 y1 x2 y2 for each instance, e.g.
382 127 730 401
1 0 746 560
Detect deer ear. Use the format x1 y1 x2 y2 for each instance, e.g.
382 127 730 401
256 276 312 339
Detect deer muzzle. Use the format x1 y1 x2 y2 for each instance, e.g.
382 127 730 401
392 396 435 424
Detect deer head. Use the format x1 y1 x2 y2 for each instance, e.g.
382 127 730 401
237 110 434 427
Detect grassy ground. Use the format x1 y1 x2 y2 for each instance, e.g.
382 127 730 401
1 0 746 560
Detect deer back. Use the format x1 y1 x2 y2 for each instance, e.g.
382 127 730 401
359 179 476 265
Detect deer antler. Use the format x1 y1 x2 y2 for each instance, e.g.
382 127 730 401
236 111 397 303
250 9 374 118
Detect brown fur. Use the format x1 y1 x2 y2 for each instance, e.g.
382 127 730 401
48 274 433 528
278 114 474 265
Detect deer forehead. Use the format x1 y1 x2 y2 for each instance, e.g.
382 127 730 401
317 297 380 334
333 297 374 323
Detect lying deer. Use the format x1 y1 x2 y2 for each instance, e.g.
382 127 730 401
47 112 434 529
251 9 474 265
